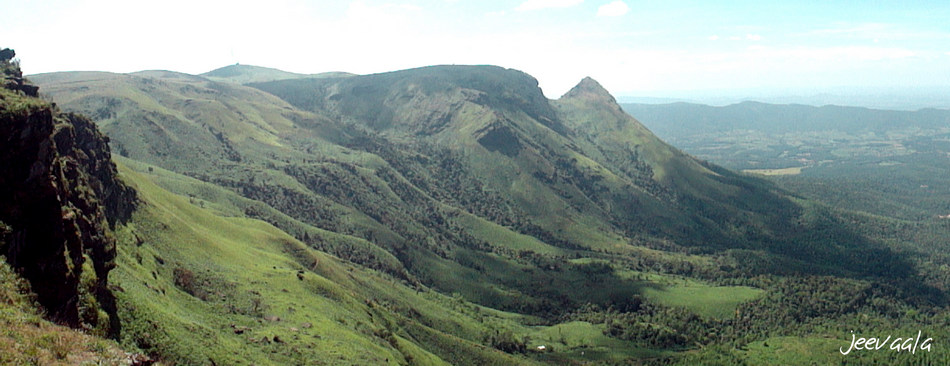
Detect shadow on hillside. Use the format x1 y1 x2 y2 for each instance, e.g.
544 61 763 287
416 249 664 317
736 204 944 306
651 164 945 307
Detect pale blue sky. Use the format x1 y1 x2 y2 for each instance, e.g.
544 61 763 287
2 0 949 100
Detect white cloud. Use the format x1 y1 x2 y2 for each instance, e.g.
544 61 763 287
597 1 629 17
515 0 584 11
708 35 720 41
746 34 762 41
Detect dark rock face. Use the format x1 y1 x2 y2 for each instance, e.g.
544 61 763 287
1 76 39 97
0 48 14 61
0 60 135 337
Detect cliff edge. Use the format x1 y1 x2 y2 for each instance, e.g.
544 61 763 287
0 48 135 337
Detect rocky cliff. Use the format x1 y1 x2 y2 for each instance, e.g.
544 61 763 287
0 50 135 337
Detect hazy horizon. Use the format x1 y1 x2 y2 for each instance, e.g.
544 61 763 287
3 0 948 104
25 62 950 111
617 85 950 111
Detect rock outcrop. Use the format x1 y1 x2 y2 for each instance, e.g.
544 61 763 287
1 48 39 97
0 50 135 337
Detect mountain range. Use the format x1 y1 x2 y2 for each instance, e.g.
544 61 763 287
3 54 949 364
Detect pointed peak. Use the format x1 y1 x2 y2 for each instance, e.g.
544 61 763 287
560 77 617 104
577 76 606 90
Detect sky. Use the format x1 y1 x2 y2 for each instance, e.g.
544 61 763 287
2 0 949 102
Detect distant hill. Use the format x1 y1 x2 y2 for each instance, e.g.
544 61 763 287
201 64 353 84
620 101 950 173
618 87 950 111
622 101 950 142
620 101 950 223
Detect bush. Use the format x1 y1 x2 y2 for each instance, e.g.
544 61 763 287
173 266 197 296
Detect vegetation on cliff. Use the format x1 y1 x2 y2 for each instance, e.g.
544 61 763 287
1 48 135 338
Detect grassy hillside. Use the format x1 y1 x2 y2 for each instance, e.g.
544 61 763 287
112 158 720 364
113 160 550 365
30 70 321 172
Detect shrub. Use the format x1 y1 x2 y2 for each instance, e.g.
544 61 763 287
173 266 197 296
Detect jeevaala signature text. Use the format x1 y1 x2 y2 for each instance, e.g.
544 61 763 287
840 330 933 355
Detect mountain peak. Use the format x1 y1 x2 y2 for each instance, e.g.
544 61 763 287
560 76 617 105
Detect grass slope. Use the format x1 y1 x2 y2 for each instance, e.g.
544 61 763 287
640 281 761 319
113 157 768 365
113 161 557 365
0 259 131 365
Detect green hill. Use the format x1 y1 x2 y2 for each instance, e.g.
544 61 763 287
201 64 354 84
